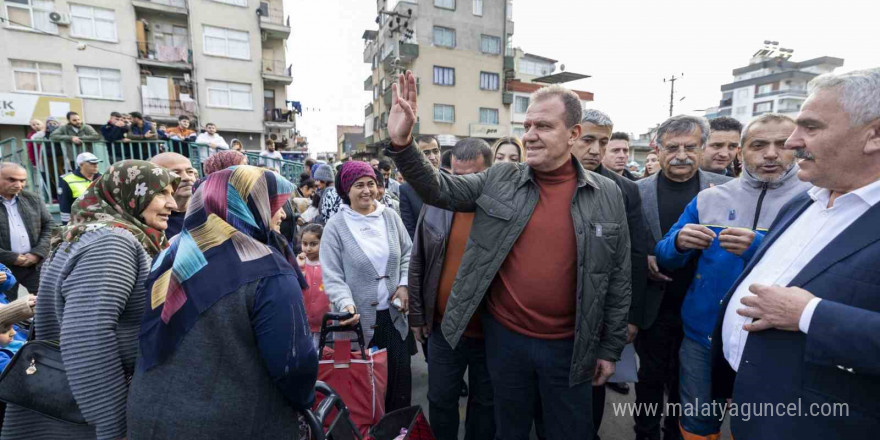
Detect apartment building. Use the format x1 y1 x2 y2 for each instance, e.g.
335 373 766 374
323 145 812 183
706 42 843 123
0 0 297 151
506 48 593 139
361 0 515 153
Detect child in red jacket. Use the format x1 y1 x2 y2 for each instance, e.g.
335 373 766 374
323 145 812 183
296 224 331 348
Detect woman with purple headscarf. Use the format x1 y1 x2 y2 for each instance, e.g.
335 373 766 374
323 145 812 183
320 161 415 412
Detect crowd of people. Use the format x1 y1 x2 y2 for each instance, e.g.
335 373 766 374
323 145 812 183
0 66 875 440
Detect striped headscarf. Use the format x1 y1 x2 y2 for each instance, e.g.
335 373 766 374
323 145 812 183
138 165 295 370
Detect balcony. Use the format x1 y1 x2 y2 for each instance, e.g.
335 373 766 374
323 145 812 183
264 108 296 129
364 75 373 91
382 43 419 69
258 2 291 39
142 98 195 122
504 56 515 71
365 103 373 116
719 98 732 108
755 89 807 99
262 59 293 85
502 92 513 105
136 42 192 70
132 0 187 16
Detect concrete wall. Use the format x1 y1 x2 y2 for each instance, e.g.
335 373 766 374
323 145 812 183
0 0 141 126
190 0 266 133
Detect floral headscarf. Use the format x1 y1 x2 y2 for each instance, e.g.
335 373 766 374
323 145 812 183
62 160 180 257
202 150 247 175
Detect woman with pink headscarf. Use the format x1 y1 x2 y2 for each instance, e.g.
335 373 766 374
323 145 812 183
320 161 415 412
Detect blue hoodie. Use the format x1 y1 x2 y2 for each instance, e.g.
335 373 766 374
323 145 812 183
0 265 28 343
655 165 811 349
0 339 24 371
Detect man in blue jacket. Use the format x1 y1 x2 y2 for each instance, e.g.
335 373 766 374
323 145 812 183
655 113 809 439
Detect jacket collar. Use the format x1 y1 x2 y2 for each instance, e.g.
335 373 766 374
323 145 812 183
517 155 599 190
740 163 800 190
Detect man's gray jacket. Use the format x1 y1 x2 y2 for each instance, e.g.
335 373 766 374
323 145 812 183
0 190 54 266
386 141 631 386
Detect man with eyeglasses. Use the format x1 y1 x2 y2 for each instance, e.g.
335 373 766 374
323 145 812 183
633 115 731 440
399 135 442 239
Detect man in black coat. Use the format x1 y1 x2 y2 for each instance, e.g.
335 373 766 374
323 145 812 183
573 109 649 439
399 135 442 238
0 162 54 300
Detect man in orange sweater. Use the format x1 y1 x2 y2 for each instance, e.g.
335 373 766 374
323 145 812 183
386 71 631 440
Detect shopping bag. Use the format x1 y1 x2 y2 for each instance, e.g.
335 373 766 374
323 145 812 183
367 406 435 440
314 313 388 436
608 343 639 383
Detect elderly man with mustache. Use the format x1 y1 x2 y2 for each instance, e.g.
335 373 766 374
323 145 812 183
633 115 732 440
653 113 810 440
150 152 197 238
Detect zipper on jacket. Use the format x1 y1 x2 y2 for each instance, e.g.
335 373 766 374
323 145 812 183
751 182 769 230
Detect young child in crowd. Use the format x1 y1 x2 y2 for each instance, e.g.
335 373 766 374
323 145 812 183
296 224 330 348
0 324 23 372
0 264 36 371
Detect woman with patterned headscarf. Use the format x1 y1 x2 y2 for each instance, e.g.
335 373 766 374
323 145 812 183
127 165 317 439
321 161 414 412
1 161 179 440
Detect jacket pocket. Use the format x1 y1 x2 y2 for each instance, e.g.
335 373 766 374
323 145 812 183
588 222 621 273
476 194 515 221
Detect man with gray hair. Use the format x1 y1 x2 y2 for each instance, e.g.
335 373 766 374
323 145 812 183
409 138 494 440
634 114 731 440
654 113 808 439
0 162 53 299
712 68 880 439
387 71 631 439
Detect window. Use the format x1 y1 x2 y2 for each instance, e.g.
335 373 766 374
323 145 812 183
434 0 455 10
519 59 552 76
753 101 773 114
434 104 454 123
69 4 117 42
207 80 253 110
211 0 247 6
506 0 513 20
154 25 188 49
76 66 121 99
11 60 62 94
756 83 773 95
479 108 499 125
735 106 747 115
512 126 525 138
473 0 483 15
478 72 499 91
433 66 455 86
372 54 378 69
5 0 57 34
480 35 501 55
514 96 529 113
203 25 250 59
433 26 455 48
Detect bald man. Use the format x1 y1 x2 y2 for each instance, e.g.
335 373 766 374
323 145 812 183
150 153 197 238
0 162 53 299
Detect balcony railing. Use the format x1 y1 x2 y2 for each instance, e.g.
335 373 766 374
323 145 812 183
264 108 294 124
262 59 292 77
143 98 196 119
136 42 192 65
365 103 373 116
140 0 186 8
719 98 733 108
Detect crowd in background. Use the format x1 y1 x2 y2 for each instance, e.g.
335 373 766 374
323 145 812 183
0 66 875 440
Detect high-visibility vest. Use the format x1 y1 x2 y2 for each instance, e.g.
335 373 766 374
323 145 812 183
61 173 93 200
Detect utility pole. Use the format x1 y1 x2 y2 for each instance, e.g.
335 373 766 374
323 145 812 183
663 73 684 117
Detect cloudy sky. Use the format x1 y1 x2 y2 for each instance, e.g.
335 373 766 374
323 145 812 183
286 0 880 154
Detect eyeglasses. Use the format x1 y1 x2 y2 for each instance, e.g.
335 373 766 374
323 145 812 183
661 144 700 154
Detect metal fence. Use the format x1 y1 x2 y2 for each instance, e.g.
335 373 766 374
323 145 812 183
0 138 305 212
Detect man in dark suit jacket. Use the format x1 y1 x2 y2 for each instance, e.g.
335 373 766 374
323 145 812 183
399 135 441 238
573 109 651 436
711 68 880 439
634 116 731 440
0 162 54 300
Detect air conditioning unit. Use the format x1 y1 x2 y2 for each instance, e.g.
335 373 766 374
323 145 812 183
49 11 71 26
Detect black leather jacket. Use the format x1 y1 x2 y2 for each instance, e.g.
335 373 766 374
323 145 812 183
407 204 453 330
